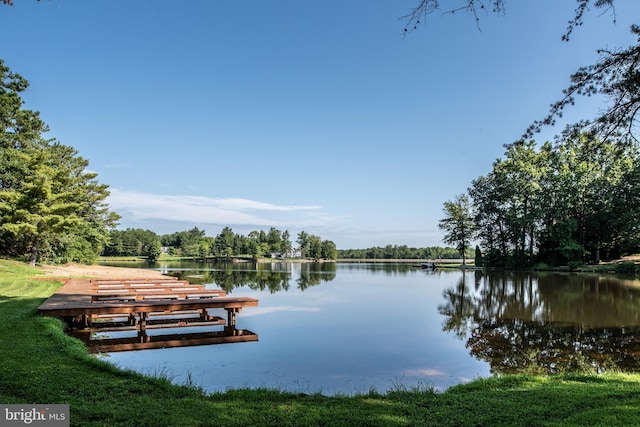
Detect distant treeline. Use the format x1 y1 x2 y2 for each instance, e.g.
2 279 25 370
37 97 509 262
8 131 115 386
337 245 471 260
103 227 337 261
103 228 464 262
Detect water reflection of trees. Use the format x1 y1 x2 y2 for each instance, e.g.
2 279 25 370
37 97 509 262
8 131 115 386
439 271 640 375
174 262 336 293
297 262 337 290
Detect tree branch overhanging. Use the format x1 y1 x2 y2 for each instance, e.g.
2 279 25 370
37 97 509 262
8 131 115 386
402 0 615 41
401 0 505 34
525 25 640 146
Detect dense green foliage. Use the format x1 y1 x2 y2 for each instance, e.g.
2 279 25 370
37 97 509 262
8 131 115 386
457 134 640 268
338 245 469 260
0 60 119 265
3 259 640 426
102 227 164 261
105 226 338 260
296 230 337 260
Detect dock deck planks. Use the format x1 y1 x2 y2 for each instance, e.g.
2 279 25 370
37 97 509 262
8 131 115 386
37 277 259 340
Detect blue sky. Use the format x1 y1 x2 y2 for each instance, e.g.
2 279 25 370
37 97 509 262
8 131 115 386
2 1 638 249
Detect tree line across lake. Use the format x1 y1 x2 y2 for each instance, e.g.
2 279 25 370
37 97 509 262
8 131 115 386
103 227 338 261
337 246 468 260
103 226 467 262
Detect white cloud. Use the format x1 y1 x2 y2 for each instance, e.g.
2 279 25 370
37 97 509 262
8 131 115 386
107 189 330 228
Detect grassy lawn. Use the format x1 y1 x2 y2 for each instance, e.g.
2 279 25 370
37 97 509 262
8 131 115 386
2 259 640 426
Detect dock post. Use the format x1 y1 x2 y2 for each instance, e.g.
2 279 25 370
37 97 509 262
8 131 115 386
225 308 242 328
80 314 90 328
137 331 150 344
226 308 235 328
139 312 148 332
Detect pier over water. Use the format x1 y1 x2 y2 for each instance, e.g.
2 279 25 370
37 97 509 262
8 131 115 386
38 277 259 352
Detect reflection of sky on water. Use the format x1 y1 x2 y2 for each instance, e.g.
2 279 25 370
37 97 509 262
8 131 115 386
242 306 322 316
104 265 490 395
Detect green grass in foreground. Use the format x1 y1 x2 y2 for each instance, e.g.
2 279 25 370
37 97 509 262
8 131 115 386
2 259 640 426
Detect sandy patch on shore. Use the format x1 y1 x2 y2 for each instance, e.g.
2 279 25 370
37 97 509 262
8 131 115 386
38 263 167 279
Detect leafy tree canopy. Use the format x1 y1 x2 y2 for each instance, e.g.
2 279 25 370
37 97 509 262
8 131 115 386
465 132 640 268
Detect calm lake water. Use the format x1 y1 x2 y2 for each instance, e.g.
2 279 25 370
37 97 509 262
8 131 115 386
92 261 640 395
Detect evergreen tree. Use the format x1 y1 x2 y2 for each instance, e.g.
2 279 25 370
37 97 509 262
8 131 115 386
0 60 119 265
145 239 162 262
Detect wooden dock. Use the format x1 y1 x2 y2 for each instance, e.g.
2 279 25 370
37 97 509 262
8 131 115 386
38 277 259 351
